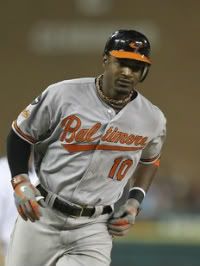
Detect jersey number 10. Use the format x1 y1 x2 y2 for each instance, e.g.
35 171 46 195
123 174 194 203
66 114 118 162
108 157 133 181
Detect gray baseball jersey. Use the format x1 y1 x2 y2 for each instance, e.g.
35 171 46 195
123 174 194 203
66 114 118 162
12 77 166 207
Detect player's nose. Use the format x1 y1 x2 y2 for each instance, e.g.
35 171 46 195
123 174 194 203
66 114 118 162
120 66 133 78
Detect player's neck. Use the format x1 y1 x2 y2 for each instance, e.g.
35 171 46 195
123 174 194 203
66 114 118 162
96 74 134 110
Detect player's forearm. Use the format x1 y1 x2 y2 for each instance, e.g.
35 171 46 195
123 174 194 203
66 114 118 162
108 162 160 236
7 129 31 177
130 162 159 192
127 162 159 207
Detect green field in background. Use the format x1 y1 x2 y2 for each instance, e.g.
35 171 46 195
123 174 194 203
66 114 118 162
111 242 200 266
111 219 200 266
118 219 200 244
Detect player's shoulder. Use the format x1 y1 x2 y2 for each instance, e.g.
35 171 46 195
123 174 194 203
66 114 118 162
40 77 95 100
137 92 166 125
48 77 95 91
46 78 96 103
42 77 96 103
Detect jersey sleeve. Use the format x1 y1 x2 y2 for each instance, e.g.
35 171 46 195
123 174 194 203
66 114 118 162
140 112 167 164
12 86 57 144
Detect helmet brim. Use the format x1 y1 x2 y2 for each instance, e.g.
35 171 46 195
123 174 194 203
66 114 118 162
110 50 151 64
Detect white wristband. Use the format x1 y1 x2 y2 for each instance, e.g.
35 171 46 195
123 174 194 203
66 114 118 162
129 187 146 197
128 187 146 203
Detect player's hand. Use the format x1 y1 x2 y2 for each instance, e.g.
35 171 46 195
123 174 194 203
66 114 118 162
13 176 46 222
107 199 140 237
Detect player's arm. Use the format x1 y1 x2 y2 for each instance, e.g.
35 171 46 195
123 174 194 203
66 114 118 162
7 129 44 222
129 158 160 204
7 88 55 222
108 159 159 236
108 113 166 236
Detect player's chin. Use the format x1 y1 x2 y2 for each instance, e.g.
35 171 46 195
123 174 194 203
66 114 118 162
114 86 132 96
115 80 133 92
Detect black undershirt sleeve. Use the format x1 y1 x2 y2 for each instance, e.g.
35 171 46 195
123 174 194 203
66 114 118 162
7 129 32 178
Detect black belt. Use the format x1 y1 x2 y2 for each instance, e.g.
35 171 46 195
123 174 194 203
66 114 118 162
36 184 112 217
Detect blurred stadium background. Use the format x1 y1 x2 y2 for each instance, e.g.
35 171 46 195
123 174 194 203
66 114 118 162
1 1 200 265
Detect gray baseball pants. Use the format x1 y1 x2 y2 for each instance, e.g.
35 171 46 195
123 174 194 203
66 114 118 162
5 206 113 266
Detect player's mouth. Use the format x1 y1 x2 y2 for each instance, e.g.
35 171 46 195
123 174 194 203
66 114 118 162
115 78 133 93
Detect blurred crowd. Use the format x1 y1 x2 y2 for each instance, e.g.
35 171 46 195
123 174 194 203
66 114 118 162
141 172 200 219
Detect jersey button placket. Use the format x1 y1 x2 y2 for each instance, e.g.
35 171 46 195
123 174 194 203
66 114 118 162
107 109 115 118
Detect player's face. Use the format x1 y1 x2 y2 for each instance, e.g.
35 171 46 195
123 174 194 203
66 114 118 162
102 55 143 100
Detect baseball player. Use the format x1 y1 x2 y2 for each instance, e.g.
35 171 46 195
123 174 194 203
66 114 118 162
6 29 166 266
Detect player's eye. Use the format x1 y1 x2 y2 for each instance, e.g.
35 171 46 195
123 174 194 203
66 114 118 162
118 59 143 73
131 65 143 72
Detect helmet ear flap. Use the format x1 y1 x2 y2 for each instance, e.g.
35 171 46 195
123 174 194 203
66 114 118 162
140 65 150 82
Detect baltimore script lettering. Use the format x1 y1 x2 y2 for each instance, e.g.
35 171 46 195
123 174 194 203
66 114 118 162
60 115 148 148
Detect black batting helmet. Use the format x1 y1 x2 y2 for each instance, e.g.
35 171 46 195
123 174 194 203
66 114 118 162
103 29 151 81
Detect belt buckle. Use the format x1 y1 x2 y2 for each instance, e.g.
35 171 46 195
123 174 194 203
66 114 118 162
78 206 84 217
71 204 86 218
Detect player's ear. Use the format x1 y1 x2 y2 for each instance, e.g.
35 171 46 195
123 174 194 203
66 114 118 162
103 55 109 67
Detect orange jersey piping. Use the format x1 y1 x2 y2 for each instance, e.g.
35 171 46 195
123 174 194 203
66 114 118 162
62 143 143 152
12 120 36 144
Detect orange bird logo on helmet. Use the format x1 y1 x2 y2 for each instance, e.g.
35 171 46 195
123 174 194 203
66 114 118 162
129 41 144 52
